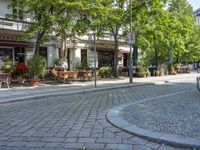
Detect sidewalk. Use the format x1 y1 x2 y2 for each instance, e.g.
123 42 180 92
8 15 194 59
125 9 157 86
0 73 198 103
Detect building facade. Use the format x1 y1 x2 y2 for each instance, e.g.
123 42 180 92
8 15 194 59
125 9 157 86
194 8 200 25
193 8 200 69
0 0 130 69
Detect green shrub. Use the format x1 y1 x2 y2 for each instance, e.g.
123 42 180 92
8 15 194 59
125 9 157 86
80 61 89 70
2 60 14 73
144 68 151 77
28 54 47 78
174 64 180 73
168 63 176 75
135 66 146 77
99 67 111 77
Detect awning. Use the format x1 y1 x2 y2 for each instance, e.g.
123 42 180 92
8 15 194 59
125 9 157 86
0 40 34 48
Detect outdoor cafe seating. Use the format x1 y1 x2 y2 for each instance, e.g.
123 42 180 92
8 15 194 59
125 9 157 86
50 69 96 83
0 71 11 88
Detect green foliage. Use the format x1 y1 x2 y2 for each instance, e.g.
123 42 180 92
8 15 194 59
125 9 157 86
168 63 176 75
53 59 60 66
79 61 89 70
99 66 112 77
2 60 14 73
28 54 47 78
74 61 89 70
9 0 86 54
174 64 180 72
135 66 147 78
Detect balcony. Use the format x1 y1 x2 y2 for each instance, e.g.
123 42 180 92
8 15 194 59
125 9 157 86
0 17 30 32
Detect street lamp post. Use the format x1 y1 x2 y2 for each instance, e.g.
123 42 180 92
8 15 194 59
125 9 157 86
93 32 97 88
129 0 133 83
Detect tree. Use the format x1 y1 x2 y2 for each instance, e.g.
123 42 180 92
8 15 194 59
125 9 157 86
9 0 84 54
167 0 196 63
134 0 173 68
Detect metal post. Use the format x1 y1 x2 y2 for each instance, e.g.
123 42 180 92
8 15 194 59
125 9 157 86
93 32 97 87
129 0 133 83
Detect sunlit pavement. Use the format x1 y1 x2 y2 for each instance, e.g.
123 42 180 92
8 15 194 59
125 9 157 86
0 73 198 150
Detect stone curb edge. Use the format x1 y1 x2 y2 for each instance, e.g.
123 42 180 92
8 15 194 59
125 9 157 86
0 83 153 104
106 90 200 149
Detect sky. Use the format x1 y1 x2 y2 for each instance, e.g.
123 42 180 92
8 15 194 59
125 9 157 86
187 0 200 11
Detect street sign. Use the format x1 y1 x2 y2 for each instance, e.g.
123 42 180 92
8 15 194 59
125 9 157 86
128 32 135 45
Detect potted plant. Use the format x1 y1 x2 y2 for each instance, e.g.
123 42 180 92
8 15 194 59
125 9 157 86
14 63 29 83
28 54 47 86
2 60 14 73
99 67 109 78
168 63 176 75
135 66 146 78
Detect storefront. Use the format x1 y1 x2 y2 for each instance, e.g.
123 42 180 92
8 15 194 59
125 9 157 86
0 40 34 64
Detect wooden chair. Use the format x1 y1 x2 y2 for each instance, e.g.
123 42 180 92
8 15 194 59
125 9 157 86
86 70 93 81
68 71 78 82
57 71 69 83
0 73 11 88
51 68 58 80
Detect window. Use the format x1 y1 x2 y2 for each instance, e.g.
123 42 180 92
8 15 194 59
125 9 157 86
39 47 47 60
81 49 87 63
80 14 87 21
98 51 114 67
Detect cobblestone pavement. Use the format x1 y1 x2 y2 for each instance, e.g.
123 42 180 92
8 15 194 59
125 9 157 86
122 90 200 139
0 82 196 150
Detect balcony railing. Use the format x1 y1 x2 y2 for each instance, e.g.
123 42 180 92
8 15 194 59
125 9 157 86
0 17 30 31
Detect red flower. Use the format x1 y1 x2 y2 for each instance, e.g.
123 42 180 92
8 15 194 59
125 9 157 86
15 63 29 76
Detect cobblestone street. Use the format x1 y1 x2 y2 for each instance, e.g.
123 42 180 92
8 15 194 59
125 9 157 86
0 82 197 150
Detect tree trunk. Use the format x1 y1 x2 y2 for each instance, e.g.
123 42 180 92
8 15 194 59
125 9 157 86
34 31 46 55
35 38 40 55
154 35 158 69
59 38 65 59
67 48 70 71
113 33 119 78
133 45 138 66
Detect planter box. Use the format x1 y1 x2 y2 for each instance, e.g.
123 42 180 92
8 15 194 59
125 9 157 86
31 80 39 87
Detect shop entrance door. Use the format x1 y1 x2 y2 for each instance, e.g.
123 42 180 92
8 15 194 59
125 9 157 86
98 51 114 67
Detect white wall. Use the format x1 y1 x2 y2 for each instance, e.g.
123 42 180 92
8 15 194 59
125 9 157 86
0 0 12 17
47 46 59 68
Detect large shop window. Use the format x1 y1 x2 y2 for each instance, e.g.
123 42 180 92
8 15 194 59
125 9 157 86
98 51 114 67
0 48 13 61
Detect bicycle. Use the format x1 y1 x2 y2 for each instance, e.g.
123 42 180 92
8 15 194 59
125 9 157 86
197 76 200 92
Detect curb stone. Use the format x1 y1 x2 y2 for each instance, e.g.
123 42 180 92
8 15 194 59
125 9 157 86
106 90 200 149
0 83 153 104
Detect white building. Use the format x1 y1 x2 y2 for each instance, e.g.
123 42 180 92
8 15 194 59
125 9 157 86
0 0 130 69
194 8 200 25
193 8 200 69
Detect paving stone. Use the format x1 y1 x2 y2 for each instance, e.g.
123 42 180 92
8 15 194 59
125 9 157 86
133 144 153 150
44 142 64 148
41 137 65 142
78 138 96 143
105 143 132 150
0 137 9 141
145 142 162 149
85 143 105 149
24 142 45 148
128 136 149 145
64 142 85 149
96 138 121 144
65 138 78 143
0 83 194 150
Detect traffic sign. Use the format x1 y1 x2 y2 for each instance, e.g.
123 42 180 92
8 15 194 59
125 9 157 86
128 32 135 45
